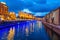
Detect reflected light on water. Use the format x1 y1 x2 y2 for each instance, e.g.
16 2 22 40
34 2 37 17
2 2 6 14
25 27 29 36
18 25 20 32
7 27 15 40
37 21 42 28
30 23 34 33
23 25 25 32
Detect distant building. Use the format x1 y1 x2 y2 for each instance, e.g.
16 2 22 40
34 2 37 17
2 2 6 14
9 12 16 20
18 12 35 20
35 16 44 21
46 14 50 23
49 12 53 23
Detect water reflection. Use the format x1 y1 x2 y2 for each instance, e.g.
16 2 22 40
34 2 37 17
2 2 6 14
37 21 42 29
30 23 34 33
0 20 50 40
25 27 29 36
7 27 15 40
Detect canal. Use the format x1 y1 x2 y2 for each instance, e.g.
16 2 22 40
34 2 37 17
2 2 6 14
0 20 50 40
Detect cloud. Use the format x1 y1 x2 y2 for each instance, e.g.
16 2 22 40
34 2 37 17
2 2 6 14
22 9 32 13
0 0 60 16
32 0 47 4
34 12 49 16
0 2 6 4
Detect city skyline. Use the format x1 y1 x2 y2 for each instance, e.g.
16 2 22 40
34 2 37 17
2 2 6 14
0 0 60 16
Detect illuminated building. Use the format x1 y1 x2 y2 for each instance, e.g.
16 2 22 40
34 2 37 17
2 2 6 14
0 2 9 20
0 15 5 20
9 12 16 20
0 2 8 15
35 16 43 21
18 12 35 20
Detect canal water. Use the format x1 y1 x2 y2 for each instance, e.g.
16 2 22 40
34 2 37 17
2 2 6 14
0 20 50 40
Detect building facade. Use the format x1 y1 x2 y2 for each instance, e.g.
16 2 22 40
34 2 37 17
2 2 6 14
0 2 8 15
43 7 60 25
49 12 53 23
0 2 9 20
9 12 16 20
18 12 35 20
52 8 60 25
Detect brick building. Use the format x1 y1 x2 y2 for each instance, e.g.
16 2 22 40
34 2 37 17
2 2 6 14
43 7 60 25
52 8 60 25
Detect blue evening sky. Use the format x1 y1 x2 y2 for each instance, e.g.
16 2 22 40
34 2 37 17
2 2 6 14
0 0 60 16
